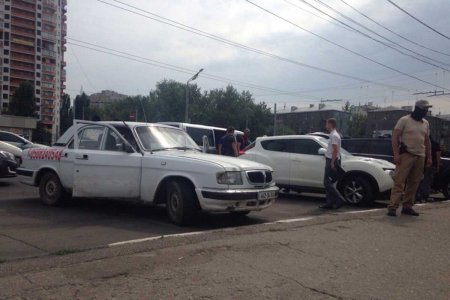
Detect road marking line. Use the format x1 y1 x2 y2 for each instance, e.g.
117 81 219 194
109 231 207 247
108 201 449 247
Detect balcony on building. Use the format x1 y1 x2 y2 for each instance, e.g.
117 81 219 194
13 0 36 13
42 31 57 42
42 49 56 58
10 61 35 73
43 0 57 10
11 8 36 21
11 17 35 30
11 52 35 64
10 70 35 80
11 25 35 39
11 43 35 56
42 13 57 25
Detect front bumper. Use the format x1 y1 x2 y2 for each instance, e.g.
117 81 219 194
16 167 36 186
0 159 18 178
196 186 279 212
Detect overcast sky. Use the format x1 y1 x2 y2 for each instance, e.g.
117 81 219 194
66 0 450 114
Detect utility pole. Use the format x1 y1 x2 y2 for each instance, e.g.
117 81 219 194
273 103 277 136
185 68 204 123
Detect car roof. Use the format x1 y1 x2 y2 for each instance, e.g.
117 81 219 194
159 122 244 134
256 135 322 141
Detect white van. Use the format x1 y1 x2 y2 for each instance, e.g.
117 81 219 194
159 122 243 154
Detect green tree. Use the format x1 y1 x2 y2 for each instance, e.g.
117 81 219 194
33 121 52 145
348 113 367 138
74 92 90 120
59 93 73 135
8 81 37 117
342 100 354 112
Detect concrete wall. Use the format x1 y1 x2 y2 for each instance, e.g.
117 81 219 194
0 115 38 140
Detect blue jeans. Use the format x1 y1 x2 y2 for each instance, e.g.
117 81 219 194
324 158 345 206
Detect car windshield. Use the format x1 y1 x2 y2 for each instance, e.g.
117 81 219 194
316 137 352 156
135 126 201 152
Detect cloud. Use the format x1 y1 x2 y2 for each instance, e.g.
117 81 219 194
65 0 450 113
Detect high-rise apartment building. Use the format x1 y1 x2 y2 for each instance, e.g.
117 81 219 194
0 0 67 142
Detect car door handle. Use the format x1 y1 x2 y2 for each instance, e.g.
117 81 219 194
76 154 88 160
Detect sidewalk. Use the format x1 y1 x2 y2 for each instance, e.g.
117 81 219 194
1 202 449 299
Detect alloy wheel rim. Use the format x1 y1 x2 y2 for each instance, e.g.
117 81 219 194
344 180 364 204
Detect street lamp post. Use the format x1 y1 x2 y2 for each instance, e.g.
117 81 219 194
185 68 204 123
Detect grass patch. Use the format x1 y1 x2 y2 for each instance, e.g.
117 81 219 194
52 249 83 256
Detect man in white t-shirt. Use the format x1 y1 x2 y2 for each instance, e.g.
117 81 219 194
320 118 345 209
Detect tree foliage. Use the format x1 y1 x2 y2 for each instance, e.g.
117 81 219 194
348 113 367 138
8 81 37 117
83 80 273 138
74 92 90 120
59 93 73 135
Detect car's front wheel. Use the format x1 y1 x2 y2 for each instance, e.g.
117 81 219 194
166 180 199 225
340 176 374 206
39 172 65 206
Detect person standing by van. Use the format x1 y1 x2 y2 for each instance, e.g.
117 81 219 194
387 100 433 217
218 127 238 157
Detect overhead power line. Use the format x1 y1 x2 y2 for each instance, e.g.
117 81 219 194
309 0 450 69
69 44 97 91
339 0 450 57
67 39 328 100
245 0 449 91
386 0 450 40
96 0 414 92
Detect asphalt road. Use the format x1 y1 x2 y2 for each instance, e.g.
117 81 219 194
0 177 434 262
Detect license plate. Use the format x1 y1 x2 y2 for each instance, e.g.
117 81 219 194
258 190 277 200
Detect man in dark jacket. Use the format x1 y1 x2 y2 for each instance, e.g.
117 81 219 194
218 127 238 157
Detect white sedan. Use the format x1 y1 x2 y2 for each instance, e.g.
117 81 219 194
17 121 278 225
240 135 395 205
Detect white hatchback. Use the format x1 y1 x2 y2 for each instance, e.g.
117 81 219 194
240 135 395 205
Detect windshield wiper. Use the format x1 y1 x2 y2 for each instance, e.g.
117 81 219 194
152 146 200 152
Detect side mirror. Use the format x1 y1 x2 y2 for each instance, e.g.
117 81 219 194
122 143 134 153
318 148 327 156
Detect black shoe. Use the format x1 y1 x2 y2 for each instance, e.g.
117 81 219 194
401 208 419 216
319 204 334 210
387 209 397 217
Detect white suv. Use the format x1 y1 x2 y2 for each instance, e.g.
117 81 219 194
240 135 395 205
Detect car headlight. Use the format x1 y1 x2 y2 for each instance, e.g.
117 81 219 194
0 151 15 160
217 171 243 185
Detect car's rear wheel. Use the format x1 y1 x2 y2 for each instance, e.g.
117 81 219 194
443 178 450 200
166 180 198 225
340 176 374 206
39 172 64 206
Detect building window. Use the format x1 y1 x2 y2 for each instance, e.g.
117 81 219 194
4 50 9 55
3 76 8 81
36 89 41 95
4 32 9 41
38 5 42 9
37 73 41 78
37 55 41 61
4 23 9 29
3 67 8 72
36 81 41 86
3 58 9 64
37 64 41 69
5 5 10 10
3 94 8 100
4 41 9 46
3 85 8 90
37 13 41 18
4 14 10 20
37 22 42 27
37 30 41 36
